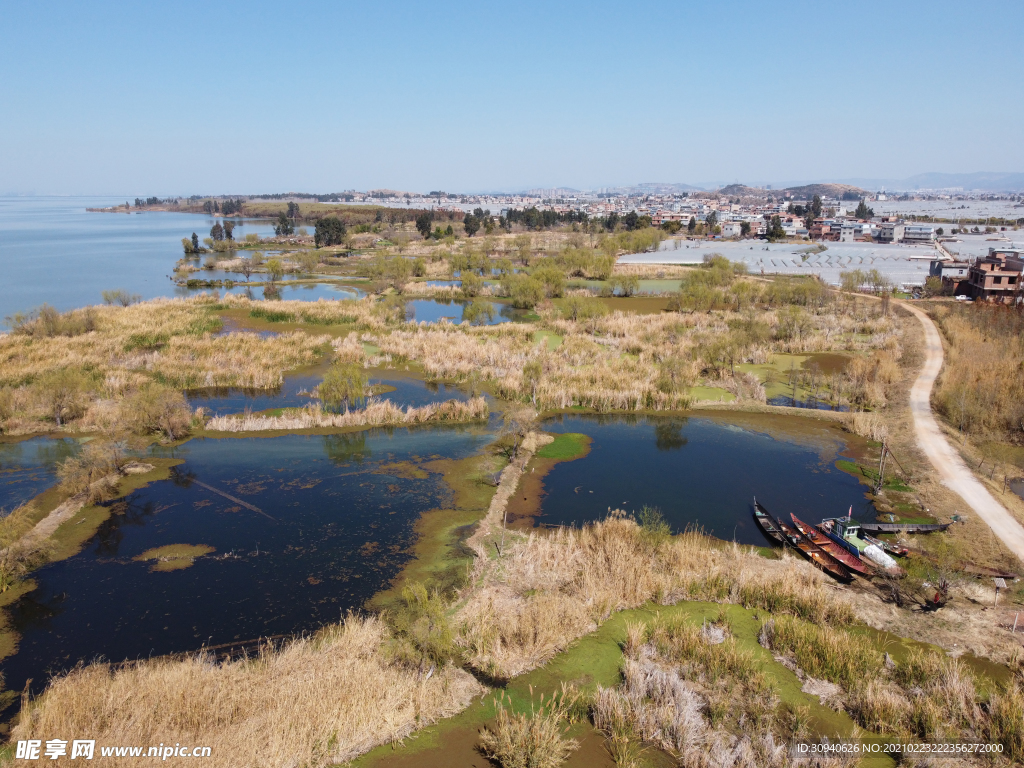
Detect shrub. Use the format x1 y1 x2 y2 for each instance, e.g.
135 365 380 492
119 383 192 439
478 687 581 768
102 289 142 307
560 296 608 322
502 274 545 309
532 266 565 298
318 361 368 413
460 271 484 298
35 368 93 426
56 441 128 500
462 300 496 326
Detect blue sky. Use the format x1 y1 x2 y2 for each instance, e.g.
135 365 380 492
1 0 1021 194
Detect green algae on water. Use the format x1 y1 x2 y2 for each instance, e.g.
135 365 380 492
134 544 215 572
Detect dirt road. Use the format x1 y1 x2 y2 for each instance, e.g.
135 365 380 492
902 301 1024 563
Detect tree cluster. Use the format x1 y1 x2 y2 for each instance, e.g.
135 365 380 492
314 216 347 247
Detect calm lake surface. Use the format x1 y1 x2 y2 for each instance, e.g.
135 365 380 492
2 426 492 701
0 437 81 515
0 196 281 318
529 414 873 545
405 298 525 325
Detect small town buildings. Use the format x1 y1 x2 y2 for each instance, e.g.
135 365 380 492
876 222 906 243
964 248 1024 303
721 221 743 237
903 224 936 243
929 259 971 291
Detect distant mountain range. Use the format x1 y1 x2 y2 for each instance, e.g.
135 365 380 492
608 173 1024 195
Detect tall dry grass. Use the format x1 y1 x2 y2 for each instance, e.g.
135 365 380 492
456 513 853 679
592 616 856 768
478 686 582 768
12 615 484 768
0 297 329 435
204 396 489 432
931 303 1024 444
761 617 1024 758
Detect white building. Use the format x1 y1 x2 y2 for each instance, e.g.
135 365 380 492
903 224 936 243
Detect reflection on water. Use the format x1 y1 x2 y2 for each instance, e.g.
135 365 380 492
0 437 81 514
2 427 491 701
174 282 364 302
405 299 526 325
530 414 873 545
766 396 850 412
1010 478 1024 503
0 196 280 317
187 370 476 416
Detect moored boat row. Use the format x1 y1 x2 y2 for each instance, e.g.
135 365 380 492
752 498 917 580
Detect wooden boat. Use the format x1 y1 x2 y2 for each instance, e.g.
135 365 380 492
859 522 949 534
757 505 852 581
790 514 873 576
752 499 784 544
819 516 904 575
862 531 908 557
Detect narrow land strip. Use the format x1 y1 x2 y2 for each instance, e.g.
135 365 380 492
901 300 1024 563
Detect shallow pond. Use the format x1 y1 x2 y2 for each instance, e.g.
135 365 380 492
405 298 527 325
0 437 80 514
1010 478 1024 503
1 426 492 702
174 281 364 302
511 414 873 545
187 370 477 416
568 279 683 295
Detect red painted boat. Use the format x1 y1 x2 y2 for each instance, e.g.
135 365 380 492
766 510 852 582
791 514 873 576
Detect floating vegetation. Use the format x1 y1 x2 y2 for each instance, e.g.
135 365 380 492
133 544 215 572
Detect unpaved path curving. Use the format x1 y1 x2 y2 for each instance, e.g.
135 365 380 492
901 301 1024 563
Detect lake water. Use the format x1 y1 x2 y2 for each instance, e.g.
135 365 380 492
0 196 282 318
0 437 81 515
405 298 525 325
1 427 492 704
517 414 873 545
187 369 477 416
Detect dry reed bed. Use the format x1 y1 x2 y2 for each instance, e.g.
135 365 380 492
930 303 1024 445
0 298 330 434
456 515 853 679
0 299 327 388
12 615 484 768
204 397 489 432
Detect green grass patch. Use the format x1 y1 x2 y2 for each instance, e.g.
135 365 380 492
123 332 169 352
688 385 735 402
533 330 563 351
535 433 591 461
249 307 294 323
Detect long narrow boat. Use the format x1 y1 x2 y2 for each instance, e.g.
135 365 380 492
752 499 784 544
758 505 852 581
862 531 908 557
791 514 874 576
859 522 949 534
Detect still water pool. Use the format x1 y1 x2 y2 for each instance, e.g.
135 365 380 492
405 298 526 325
518 414 873 545
1 426 492 701
187 370 478 416
0 437 81 514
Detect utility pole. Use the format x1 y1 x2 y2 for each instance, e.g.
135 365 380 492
875 440 888 496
